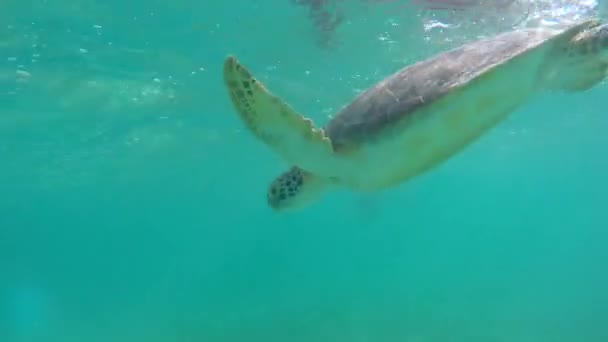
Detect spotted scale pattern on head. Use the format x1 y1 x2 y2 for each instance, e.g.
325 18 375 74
267 166 305 207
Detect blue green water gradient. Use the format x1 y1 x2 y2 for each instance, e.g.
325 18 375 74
1 1 607 341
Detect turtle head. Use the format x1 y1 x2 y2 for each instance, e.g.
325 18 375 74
267 167 328 211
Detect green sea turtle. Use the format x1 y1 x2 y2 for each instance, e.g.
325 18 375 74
223 18 608 211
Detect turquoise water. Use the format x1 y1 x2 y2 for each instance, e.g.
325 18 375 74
2 1 608 341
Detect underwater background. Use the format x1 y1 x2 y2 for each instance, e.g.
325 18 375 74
1 0 608 341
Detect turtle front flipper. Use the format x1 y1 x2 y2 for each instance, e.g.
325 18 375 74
223 56 336 174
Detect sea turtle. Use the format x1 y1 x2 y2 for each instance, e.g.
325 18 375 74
223 18 608 211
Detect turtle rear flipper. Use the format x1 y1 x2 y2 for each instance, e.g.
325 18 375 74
558 22 608 91
223 56 336 174
541 19 608 91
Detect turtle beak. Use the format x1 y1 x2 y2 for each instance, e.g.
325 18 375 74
267 192 281 210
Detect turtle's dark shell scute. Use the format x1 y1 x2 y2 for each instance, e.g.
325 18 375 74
323 24 578 150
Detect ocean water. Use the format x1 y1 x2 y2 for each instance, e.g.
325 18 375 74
1 1 608 341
